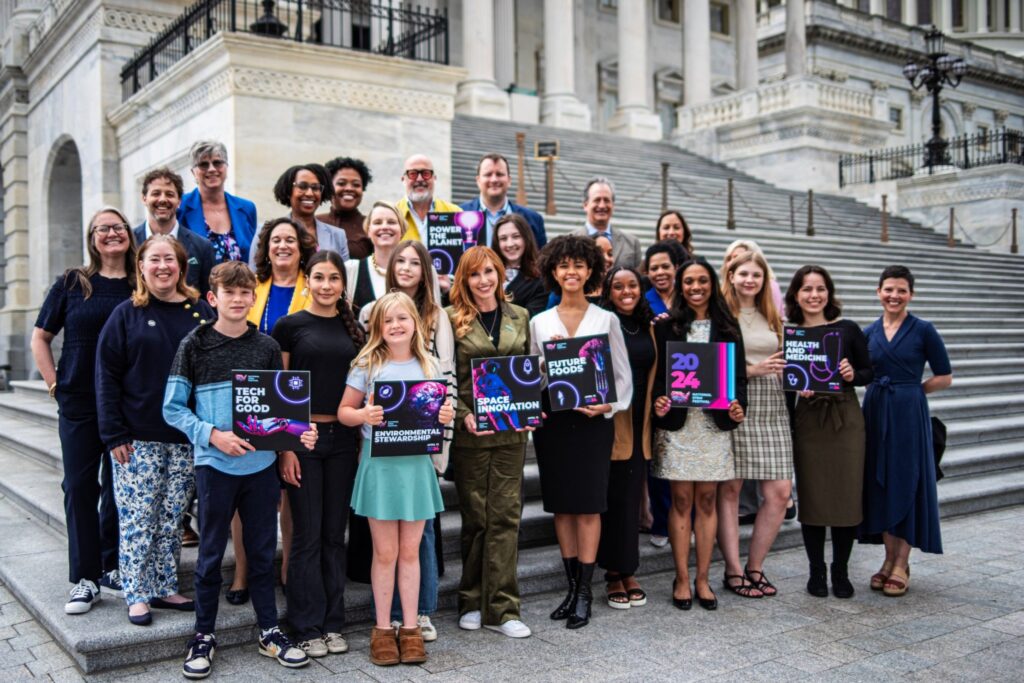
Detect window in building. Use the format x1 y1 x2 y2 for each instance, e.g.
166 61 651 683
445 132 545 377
889 106 904 132
977 124 990 151
710 2 730 35
917 0 932 24
657 0 682 23
952 0 965 29
857 0 869 12
600 0 618 10
886 0 902 20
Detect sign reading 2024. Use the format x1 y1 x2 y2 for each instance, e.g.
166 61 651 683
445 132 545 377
665 342 736 409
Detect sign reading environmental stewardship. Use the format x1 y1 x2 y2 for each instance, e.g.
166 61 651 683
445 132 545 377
426 211 484 275
471 355 543 431
534 140 560 159
665 342 736 410
783 326 844 394
542 334 617 411
232 370 311 450
370 379 447 457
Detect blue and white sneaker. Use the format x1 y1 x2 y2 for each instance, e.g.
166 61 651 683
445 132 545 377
64 579 101 614
183 632 216 679
99 569 124 598
258 627 309 668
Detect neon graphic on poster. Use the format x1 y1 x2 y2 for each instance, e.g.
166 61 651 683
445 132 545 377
371 379 447 456
471 355 543 431
542 334 618 411
425 211 485 275
783 326 844 394
232 370 311 450
665 342 736 409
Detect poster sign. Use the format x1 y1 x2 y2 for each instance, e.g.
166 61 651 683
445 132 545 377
426 211 485 275
783 326 844 394
472 355 543 431
534 140 560 159
665 342 736 410
370 379 447 456
542 334 618 411
232 370 311 450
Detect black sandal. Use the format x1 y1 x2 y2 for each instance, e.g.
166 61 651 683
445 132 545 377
722 573 763 598
606 578 630 610
744 567 777 597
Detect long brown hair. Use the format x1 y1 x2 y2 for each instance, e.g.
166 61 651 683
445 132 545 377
449 246 507 338
304 250 365 348
351 291 436 381
722 250 782 344
385 240 438 334
131 235 199 307
66 207 138 299
253 217 317 282
490 213 539 278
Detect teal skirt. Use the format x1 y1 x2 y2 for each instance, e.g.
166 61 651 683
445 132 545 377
350 439 444 521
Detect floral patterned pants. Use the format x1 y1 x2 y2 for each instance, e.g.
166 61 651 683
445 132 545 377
111 441 194 606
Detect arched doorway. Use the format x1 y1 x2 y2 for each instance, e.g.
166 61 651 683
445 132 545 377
46 138 83 283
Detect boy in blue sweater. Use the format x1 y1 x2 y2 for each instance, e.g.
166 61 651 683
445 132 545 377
163 261 317 679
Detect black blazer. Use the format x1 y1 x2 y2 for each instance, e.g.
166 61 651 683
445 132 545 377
504 272 547 318
133 223 216 295
652 316 748 433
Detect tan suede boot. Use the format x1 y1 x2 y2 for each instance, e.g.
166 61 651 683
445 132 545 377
369 627 399 666
398 626 427 664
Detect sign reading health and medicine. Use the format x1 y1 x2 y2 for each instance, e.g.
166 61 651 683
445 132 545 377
783 326 844 394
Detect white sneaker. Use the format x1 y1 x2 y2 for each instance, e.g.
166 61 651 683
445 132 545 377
324 632 348 654
65 579 101 614
485 620 532 639
650 535 669 548
417 614 437 642
458 610 482 630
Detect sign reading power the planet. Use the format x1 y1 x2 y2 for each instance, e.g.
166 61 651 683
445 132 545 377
542 334 618 412
783 326 844 394
232 370 311 450
370 379 447 457
426 211 484 275
665 342 736 409
472 355 543 431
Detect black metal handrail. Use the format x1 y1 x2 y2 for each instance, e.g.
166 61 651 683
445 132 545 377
120 0 448 100
839 127 1023 187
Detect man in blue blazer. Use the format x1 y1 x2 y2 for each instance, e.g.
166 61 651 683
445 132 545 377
460 153 546 250
135 168 216 295
176 140 258 263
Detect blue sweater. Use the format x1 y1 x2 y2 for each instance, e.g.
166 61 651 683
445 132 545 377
96 297 214 449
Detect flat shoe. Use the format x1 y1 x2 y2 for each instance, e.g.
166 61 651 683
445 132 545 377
225 588 249 605
151 597 195 611
883 565 910 597
695 581 717 611
671 579 692 611
870 561 894 591
128 609 152 626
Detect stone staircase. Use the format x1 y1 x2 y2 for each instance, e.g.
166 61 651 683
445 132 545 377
1 116 1022 673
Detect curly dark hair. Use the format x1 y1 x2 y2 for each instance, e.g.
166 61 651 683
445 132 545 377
324 156 373 188
305 250 365 348
644 239 689 272
537 234 604 295
273 163 333 207
669 257 739 339
253 217 318 282
879 265 915 292
491 213 540 278
785 265 843 324
599 266 655 327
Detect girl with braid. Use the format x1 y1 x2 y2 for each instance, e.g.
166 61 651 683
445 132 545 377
273 250 365 657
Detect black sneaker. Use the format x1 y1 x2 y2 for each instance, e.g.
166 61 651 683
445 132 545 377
183 632 216 679
258 627 309 668
99 570 124 598
64 579 101 615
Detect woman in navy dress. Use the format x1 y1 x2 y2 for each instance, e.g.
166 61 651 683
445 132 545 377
861 265 952 597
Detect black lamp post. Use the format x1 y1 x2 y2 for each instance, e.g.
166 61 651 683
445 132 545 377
902 26 968 169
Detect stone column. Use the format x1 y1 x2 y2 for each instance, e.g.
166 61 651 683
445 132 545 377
976 0 989 31
493 0 516 90
608 0 663 139
540 0 591 130
684 0 712 104
870 0 886 15
455 0 511 119
736 0 759 90
1011 0 1021 31
786 0 807 78
939 0 954 31
902 0 918 25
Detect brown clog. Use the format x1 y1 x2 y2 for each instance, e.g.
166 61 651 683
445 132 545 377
398 626 427 664
369 627 399 666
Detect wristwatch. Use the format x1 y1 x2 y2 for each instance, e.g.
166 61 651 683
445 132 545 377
48 382 57 399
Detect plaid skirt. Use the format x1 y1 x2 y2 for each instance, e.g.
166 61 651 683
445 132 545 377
731 374 793 480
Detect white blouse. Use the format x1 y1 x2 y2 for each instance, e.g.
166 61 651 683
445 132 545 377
529 303 633 418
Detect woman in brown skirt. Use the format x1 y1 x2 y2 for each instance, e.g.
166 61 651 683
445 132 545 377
784 265 872 598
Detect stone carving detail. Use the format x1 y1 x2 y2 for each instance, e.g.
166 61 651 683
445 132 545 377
870 80 889 92
811 67 849 83
900 180 1024 209
28 0 73 53
909 90 926 104
995 110 1009 125
29 10 103 100
103 8 174 34
962 102 976 119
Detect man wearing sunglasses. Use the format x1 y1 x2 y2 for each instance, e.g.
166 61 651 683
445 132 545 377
394 154 460 243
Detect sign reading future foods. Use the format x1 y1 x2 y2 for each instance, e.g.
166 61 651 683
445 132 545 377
426 211 485 275
370 379 447 457
783 326 844 394
664 342 736 410
542 334 618 412
232 370 311 451
471 355 543 431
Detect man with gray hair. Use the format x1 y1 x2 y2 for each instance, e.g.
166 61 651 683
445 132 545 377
177 140 259 264
572 177 641 270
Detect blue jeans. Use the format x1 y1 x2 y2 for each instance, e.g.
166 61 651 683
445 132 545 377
389 517 438 619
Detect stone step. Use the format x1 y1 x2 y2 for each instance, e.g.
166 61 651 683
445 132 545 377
941 441 1024 479
929 393 1024 420
945 342 1022 359
947 414 1024 447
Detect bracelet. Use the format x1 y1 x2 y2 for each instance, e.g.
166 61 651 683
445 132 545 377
48 382 57 399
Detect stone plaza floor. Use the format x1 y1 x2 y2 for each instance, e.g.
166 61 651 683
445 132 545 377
2 506 1023 682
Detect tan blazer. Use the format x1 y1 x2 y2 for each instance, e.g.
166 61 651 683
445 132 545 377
611 326 657 461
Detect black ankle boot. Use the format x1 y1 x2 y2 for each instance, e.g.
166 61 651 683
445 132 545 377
807 564 828 597
550 557 579 620
567 562 595 629
831 563 855 599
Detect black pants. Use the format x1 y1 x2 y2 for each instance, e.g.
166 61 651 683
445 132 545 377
58 395 119 584
646 462 670 537
194 464 280 634
285 423 358 640
599 450 646 577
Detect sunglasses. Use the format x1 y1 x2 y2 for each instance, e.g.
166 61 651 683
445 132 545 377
194 159 226 171
404 169 435 180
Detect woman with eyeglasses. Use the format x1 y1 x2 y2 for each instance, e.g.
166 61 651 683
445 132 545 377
31 207 138 615
177 140 258 264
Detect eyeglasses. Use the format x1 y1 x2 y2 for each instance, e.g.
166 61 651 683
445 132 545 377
93 224 129 235
194 159 226 171
293 181 324 193
404 169 435 180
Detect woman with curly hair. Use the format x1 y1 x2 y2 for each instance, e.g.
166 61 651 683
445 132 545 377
529 235 632 629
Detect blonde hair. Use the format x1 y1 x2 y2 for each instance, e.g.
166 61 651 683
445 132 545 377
362 200 403 235
131 235 199 307
723 250 783 345
352 291 437 381
449 246 507 339
721 239 776 284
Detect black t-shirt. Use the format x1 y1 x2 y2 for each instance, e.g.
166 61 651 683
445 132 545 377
478 306 503 348
272 310 358 415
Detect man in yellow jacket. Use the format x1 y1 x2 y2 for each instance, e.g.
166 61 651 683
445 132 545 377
395 154 461 243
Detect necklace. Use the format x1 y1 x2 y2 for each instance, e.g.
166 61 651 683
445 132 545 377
620 320 640 336
370 253 387 276
479 308 500 340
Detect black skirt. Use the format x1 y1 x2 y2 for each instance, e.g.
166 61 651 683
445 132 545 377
533 393 613 514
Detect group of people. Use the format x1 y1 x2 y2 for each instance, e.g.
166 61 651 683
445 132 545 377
32 141 952 679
